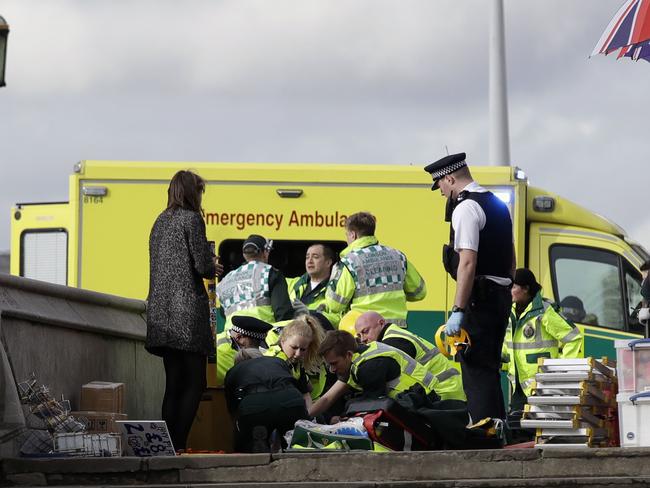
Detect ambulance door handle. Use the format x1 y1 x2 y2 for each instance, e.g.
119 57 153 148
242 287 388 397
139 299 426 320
276 189 303 198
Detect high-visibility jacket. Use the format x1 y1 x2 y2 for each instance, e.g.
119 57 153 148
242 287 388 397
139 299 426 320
287 274 341 329
504 292 583 396
215 331 238 387
347 342 437 398
264 344 327 400
380 324 466 401
216 260 274 330
326 236 426 328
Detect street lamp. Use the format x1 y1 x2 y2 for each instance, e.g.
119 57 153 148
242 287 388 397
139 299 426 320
0 16 9 87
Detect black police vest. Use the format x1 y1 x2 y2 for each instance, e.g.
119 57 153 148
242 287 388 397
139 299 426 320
443 190 513 280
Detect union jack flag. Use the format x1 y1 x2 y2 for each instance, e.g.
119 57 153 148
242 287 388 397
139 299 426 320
592 0 650 61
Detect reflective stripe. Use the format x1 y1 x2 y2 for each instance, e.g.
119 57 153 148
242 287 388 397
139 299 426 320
384 327 427 350
386 378 400 389
505 342 514 349
405 277 425 300
216 336 231 347
385 318 408 328
559 327 581 343
327 289 349 305
355 282 403 297
352 343 418 375
510 340 558 350
436 368 460 382
384 326 440 363
521 378 535 389
422 371 435 385
420 347 441 364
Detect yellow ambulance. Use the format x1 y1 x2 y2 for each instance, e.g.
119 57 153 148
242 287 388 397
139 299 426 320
10 160 649 359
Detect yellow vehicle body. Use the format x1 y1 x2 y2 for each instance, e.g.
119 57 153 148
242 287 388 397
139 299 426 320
10 161 648 359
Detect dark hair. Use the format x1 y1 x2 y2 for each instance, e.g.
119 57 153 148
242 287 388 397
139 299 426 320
318 330 357 357
166 170 206 213
309 243 336 264
345 212 376 237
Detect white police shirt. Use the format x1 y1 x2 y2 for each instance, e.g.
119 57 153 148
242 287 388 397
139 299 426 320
451 182 511 285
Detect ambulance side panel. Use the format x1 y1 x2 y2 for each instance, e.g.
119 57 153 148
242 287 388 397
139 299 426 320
76 179 449 340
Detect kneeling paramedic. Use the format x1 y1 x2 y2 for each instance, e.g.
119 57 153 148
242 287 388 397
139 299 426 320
225 348 310 453
308 330 439 417
355 311 466 401
216 316 273 386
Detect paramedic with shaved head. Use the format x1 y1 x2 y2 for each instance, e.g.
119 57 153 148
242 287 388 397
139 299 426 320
355 311 465 401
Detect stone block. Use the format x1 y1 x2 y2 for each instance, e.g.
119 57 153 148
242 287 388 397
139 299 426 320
147 453 270 470
5 472 47 486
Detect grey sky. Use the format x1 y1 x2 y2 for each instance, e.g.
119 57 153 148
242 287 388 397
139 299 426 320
1 1 648 253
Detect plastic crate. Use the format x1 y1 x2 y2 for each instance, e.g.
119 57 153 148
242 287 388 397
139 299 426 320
53 432 121 457
615 339 650 393
617 391 650 447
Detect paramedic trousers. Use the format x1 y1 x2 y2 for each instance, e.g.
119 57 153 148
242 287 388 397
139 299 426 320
458 279 511 423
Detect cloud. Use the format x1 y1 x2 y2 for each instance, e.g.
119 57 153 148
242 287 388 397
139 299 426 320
0 0 648 255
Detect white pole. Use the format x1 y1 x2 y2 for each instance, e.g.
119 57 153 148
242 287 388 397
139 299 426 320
489 0 511 166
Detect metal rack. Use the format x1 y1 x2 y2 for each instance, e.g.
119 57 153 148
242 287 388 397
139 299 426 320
520 358 618 449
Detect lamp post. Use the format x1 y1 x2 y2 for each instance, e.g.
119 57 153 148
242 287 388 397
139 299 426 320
0 16 9 87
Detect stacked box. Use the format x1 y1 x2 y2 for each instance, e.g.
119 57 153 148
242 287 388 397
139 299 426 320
80 382 125 413
76 382 127 434
70 411 128 434
520 358 618 449
615 339 650 447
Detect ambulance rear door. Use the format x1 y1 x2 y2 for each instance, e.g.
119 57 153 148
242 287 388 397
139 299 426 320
11 202 71 286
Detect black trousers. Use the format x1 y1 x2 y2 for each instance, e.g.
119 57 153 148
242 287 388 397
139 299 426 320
235 388 308 452
458 280 511 422
160 349 206 451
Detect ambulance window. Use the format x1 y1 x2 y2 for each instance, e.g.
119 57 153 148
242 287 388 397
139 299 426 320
550 245 624 330
20 229 68 286
217 239 346 278
625 264 644 334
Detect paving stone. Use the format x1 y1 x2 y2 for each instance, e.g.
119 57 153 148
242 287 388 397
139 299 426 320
2 457 143 474
147 453 270 470
4 472 47 486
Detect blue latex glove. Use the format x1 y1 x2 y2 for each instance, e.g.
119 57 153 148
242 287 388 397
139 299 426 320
445 311 464 337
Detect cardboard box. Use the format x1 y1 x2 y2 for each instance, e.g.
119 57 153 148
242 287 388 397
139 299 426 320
80 381 125 414
71 411 128 433
187 388 234 452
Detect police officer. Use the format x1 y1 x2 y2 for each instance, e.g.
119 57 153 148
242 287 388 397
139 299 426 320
216 234 293 330
287 243 340 330
308 330 439 417
505 268 583 413
216 315 273 386
354 311 466 401
326 212 427 328
424 153 514 422
224 348 310 452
